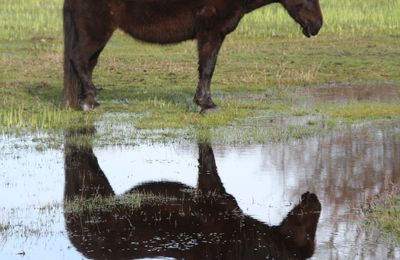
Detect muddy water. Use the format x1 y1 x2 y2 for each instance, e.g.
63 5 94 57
0 122 399 259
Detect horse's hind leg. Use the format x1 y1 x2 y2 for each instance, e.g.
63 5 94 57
71 37 110 110
64 127 115 200
194 32 224 113
197 143 226 194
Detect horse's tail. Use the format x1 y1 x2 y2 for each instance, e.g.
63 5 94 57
63 0 80 109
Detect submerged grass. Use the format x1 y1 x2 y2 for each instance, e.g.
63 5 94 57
64 192 184 214
64 194 142 214
0 222 11 235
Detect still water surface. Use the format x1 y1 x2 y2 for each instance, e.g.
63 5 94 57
0 123 399 259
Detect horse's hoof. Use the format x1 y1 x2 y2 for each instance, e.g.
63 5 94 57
80 97 100 111
200 106 219 114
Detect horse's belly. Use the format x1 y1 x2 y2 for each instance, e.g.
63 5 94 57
116 4 196 43
123 20 195 44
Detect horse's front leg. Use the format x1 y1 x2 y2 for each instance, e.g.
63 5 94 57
194 32 225 113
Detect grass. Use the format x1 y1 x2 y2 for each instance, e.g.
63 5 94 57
1 0 399 40
330 103 400 121
0 0 399 140
64 191 216 215
0 105 100 134
64 193 143 214
64 189 235 215
0 200 63 243
1 35 399 138
0 222 11 235
364 188 400 244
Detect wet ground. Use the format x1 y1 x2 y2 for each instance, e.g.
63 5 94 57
296 83 400 103
1 84 400 259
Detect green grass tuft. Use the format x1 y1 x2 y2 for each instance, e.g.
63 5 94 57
330 103 400 121
364 193 400 244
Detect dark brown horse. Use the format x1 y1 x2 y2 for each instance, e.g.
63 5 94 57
64 128 322 259
63 0 323 112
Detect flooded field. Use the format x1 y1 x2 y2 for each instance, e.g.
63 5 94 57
1 120 399 259
1 0 400 257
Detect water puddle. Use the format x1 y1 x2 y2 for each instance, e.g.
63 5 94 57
1 122 399 259
294 83 400 104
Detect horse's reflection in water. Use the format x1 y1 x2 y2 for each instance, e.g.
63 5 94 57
64 128 321 260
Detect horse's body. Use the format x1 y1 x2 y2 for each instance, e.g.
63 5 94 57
63 0 322 111
64 128 322 259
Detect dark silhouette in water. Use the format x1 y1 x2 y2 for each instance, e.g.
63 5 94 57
63 0 323 112
64 128 321 259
